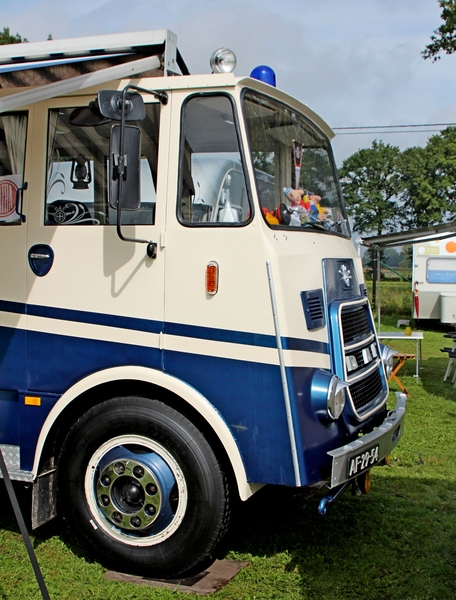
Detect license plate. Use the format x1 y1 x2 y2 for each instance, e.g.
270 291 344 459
348 445 379 478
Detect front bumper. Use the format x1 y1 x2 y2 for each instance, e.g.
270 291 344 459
327 392 406 488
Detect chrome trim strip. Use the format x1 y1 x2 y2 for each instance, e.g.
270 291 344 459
266 261 301 486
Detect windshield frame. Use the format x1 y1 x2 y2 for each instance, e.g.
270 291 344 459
241 88 350 238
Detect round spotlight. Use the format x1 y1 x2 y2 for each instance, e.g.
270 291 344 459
250 65 276 87
210 48 237 74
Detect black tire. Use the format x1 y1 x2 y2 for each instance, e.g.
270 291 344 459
58 396 230 578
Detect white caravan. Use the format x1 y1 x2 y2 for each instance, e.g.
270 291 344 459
413 236 456 323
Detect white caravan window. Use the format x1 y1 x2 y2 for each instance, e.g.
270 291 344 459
0 112 27 225
178 94 251 225
45 104 160 225
426 258 456 284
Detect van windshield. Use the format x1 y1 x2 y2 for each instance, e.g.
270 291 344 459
243 91 349 236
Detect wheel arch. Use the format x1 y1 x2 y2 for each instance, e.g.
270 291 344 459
34 366 260 501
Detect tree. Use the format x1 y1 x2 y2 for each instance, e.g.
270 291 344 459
338 140 404 236
423 0 456 60
339 141 406 302
0 26 27 45
401 127 456 225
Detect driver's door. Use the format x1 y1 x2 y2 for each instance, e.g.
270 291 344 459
24 97 166 397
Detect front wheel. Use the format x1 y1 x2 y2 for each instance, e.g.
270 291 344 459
58 397 231 578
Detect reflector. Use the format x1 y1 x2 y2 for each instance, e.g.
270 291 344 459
206 262 219 295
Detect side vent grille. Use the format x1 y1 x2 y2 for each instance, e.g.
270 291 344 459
301 289 325 330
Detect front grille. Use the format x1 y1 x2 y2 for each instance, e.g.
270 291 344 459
339 300 387 418
349 368 383 411
341 306 370 344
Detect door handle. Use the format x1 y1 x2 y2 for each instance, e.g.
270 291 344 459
28 245 54 276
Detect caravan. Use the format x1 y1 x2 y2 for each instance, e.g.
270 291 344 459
413 236 456 323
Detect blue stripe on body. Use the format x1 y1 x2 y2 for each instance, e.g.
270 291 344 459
0 299 329 355
28 303 163 335
0 300 26 315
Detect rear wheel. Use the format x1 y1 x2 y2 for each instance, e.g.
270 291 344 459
58 396 230 578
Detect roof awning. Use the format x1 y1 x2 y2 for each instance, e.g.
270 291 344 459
359 221 456 248
0 55 161 113
0 29 188 113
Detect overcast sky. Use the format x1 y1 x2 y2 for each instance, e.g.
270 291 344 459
1 0 454 165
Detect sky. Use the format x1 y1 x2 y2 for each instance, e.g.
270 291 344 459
1 0 455 165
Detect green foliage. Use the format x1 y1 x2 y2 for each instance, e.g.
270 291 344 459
338 140 404 235
367 279 412 316
0 26 27 45
338 129 456 235
423 0 456 60
401 127 456 226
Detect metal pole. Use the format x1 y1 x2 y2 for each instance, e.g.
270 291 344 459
0 448 50 600
377 247 381 333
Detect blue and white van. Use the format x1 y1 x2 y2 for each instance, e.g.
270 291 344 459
0 30 405 578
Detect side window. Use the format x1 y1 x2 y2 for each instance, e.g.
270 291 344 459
0 112 28 225
45 104 160 225
426 258 456 284
178 95 250 225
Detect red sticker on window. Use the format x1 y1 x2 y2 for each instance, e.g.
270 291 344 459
0 179 18 218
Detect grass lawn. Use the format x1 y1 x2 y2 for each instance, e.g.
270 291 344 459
1 321 456 599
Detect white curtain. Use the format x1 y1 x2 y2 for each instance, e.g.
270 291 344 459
2 114 27 176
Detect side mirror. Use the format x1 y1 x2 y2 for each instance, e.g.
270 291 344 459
98 90 146 121
109 125 141 211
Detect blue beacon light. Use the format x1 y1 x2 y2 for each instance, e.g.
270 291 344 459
250 65 276 87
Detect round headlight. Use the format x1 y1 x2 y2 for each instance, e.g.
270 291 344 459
311 370 348 422
210 48 237 73
327 376 348 420
380 344 396 379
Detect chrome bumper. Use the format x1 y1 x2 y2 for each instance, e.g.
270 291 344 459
327 392 406 488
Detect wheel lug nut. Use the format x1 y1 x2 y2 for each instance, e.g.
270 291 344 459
100 495 110 506
146 483 157 495
145 504 156 516
112 512 122 523
133 466 144 478
114 462 125 475
101 474 111 486
130 516 141 528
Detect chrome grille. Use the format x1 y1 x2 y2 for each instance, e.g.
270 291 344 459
340 301 387 418
341 306 371 344
349 368 383 411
